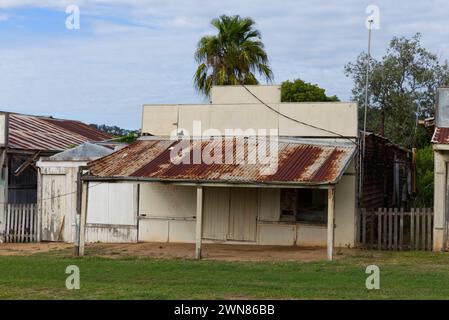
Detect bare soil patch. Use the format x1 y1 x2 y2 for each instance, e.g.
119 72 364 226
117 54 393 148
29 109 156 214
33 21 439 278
0 242 351 262
0 243 72 256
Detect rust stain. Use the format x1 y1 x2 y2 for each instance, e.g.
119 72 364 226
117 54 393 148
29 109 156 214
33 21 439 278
432 127 449 144
42 118 112 141
130 141 178 177
8 113 113 151
89 138 355 185
310 149 344 182
267 145 322 182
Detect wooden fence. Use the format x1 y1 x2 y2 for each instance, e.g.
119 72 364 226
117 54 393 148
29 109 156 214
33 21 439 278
5 203 38 243
358 208 433 251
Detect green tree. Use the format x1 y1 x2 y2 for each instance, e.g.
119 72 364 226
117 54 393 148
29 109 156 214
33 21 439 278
281 79 339 102
414 145 434 207
194 15 273 97
345 33 449 148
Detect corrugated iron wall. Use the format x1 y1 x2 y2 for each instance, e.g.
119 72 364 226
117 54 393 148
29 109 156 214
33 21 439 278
362 134 411 210
8 154 37 204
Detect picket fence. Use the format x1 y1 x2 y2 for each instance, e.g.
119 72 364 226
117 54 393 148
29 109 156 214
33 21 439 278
4 203 38 243
358 208 433 251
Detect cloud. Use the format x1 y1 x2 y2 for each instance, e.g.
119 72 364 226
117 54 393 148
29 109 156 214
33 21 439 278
0 13 8 21
0 0 449 128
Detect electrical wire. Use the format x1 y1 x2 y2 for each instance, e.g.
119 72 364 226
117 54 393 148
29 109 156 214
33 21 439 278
1 181 104 206
240 84 359 147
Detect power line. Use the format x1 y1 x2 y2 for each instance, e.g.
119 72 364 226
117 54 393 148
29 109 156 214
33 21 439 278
241 84 358 147
1 181 104 206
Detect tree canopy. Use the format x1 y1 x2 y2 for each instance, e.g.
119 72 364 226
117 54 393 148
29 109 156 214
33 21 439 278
345 33 449 148
281 79 339 102
194 15 273 97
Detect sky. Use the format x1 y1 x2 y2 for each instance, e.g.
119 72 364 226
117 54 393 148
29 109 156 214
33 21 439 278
0 0 449 129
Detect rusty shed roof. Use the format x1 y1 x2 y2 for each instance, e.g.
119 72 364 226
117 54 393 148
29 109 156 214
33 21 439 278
87 137 356 186
432 127 449 144
7 113 113 151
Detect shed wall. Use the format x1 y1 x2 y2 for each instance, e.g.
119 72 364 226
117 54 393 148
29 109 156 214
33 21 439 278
86 182 138 243
433 148 449 251
136 170 356 247
38 161 139 243
39 164 80 243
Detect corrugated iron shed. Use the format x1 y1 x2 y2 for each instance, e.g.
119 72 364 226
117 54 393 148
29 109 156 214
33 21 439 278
432 127 449 144
7 113 113 151
87 137 356 186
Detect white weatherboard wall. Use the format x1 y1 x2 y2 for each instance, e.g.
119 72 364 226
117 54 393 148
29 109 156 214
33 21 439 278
37 159 139 244
37 162 81 243
138 184 196 243
0 114 7 241
137 166 357 248
433 147 449 250
86 182 138 243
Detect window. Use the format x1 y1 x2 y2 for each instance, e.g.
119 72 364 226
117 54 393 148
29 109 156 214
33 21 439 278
280 188 327 224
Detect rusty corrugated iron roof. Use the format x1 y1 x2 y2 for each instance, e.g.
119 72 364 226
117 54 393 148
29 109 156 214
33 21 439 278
42 118 112 142
7 113 113 151
88 137 356 185
432 127 449 144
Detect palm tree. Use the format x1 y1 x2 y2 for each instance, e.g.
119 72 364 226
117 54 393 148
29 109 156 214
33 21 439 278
194 15 274 97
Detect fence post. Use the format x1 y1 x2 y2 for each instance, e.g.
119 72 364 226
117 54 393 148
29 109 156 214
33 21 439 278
361 209 366 247
383 208 388 250
377 208 382 250
5 204 9 242
370 211 374 249
399 208 404 251
411 208 415 250
393 208 397 250
416 208 420 250
427 208 433 251
387 209 393 250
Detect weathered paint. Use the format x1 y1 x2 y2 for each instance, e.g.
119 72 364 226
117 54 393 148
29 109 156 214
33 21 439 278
37 155 136 243
202 187 230 240
38 163 82 242
134 177 356 248
87 183 137 226
85 225 138 243
228 188 258 241
432 148 449 251
41 174 66 241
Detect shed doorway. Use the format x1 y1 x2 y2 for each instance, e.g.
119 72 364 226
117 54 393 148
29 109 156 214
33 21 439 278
41 174 66 241
202 187 257 242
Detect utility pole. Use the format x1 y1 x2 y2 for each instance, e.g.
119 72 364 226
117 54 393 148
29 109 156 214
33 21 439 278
359 19 373 208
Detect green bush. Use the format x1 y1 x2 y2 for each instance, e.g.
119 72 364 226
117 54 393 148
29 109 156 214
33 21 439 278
414 145 434 207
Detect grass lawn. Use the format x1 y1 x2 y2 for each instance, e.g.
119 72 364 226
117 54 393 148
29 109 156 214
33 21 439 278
1 249 449 299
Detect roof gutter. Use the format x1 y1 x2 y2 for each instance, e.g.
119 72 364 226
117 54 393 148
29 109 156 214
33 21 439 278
81 175 336 189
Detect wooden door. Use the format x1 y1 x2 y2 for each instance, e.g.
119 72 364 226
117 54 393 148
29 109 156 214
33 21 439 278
202 187 230 240
41 174 66 241
227 188 258 241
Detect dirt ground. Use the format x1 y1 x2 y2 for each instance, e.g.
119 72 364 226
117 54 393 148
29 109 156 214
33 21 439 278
0 242 342 262
0 242 72 256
